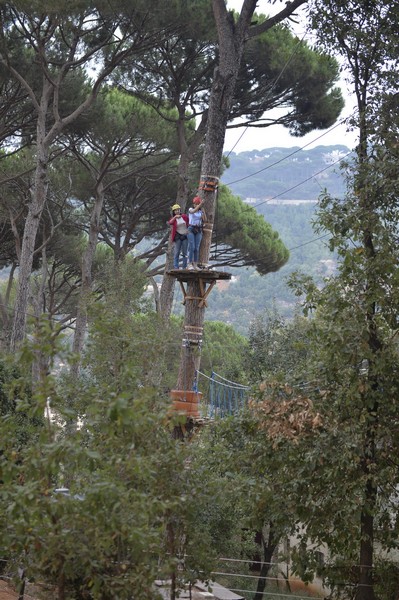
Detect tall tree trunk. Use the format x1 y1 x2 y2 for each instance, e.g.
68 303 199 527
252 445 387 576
253 523 279 600
356 370 377 600
159 116 206 320
149 275 161 314
355 484 376 600
31 246 51 386
353 76 379 598
57 569 66 600
177 0 247 387
167 520 177 600
159 238 177 320
0 263 16 349
174 0 307 388
10 153 49 349
71 181 105 374
10 79 52 350
176 279 205 390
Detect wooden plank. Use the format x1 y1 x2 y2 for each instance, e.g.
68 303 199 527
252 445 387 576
167 269 232 283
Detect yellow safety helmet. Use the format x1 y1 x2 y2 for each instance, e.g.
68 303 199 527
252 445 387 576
171 204 181 211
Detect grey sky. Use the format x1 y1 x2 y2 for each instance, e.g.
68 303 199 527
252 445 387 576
223 0 357 153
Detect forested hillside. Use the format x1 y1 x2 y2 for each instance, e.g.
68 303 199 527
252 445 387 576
223 144 350 200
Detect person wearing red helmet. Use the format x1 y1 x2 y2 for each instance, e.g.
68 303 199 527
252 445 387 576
187 196 206 270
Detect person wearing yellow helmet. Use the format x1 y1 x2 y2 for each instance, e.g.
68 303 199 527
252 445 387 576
168 203 189 269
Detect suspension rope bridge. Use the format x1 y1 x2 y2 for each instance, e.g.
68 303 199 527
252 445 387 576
196 370 250 418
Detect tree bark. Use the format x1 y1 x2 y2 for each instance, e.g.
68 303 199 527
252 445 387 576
0 263 16 348
10 83 51 349
71 180 105 374
253 523 279 600
176 279 205 390
176 0 252 388
31 246 51 386
353 71 379 600
355 485 376 600
159 238 178 320
159 116 206 320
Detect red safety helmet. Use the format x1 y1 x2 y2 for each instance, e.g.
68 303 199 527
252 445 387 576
193 196 202 204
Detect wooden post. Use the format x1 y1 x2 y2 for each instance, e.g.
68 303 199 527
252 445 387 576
167 271 231 396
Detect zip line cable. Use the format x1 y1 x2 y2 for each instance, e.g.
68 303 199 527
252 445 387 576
210 145 354 267
288 233 329 251
208 148 350 269
197 373 248 390
214 556 379 572
222 587 325 599
203 370 249 388
224 115 355 187
249 150 352 212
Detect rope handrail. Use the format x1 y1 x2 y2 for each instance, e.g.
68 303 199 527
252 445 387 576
197 370 249 418
197 370 250 390
211 371 250 389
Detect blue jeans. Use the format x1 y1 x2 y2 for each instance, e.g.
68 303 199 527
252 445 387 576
174 236 188 269
188 227 203 263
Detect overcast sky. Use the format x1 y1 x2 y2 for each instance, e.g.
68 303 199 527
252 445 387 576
223 0 358 153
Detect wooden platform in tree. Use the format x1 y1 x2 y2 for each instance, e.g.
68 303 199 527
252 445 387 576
167 268 232 282
167 268 232 308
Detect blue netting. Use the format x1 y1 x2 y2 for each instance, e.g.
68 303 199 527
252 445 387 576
197 371 249 418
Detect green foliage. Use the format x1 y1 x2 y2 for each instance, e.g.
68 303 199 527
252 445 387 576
79 257 176 396
234 22 344 135
187 408 300 597
202 320 249 383
217 186 289 274
0 313 186 599
245 308 312 385
0 305 259 598
281 17 399 589
0 355 43 451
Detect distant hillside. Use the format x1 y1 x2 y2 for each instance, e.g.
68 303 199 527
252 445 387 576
221 144 351 201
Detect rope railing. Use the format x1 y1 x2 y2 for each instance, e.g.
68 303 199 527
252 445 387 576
197 370 250 418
